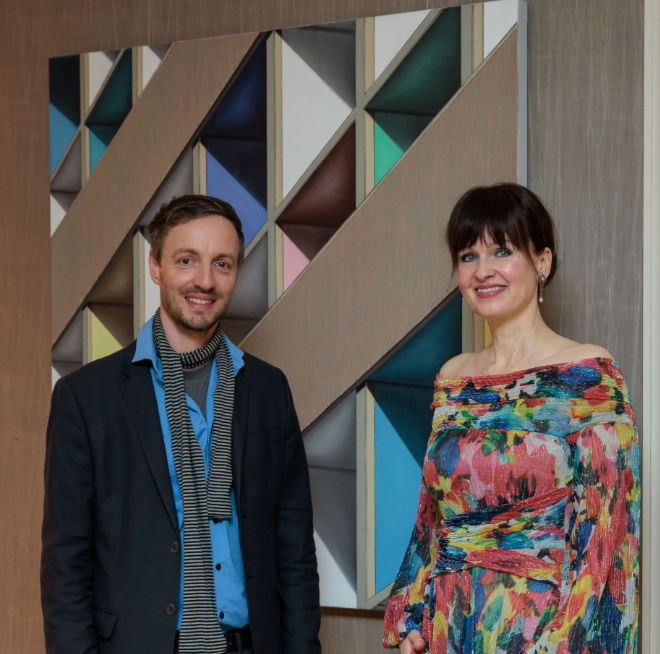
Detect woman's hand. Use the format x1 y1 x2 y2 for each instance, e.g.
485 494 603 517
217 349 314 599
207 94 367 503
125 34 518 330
400 629 426 653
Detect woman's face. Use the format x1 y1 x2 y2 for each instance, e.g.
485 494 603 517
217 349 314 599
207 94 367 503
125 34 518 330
457 234 548 322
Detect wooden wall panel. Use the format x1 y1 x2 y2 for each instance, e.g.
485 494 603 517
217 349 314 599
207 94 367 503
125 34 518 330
0 48 52 654
51 32 258 343
527 0 644 414
319 609 385 653
243 31 519 430
40 0 473 57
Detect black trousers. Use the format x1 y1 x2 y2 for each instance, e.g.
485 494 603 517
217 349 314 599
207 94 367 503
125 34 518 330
173 626 253 654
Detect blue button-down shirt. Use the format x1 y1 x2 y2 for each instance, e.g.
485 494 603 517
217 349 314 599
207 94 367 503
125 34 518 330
133 317 249 630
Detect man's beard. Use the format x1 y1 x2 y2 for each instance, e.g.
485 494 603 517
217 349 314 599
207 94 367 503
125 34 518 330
161 288 226 334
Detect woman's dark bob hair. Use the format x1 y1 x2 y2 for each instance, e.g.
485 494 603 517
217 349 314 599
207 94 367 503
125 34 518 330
446 183 557 283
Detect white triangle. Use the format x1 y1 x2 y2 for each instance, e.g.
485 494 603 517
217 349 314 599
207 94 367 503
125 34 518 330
374 10 431 81
87 50 118 108
141 45 169 91
281 39 351 199
314 531 357 608
484 0 519 58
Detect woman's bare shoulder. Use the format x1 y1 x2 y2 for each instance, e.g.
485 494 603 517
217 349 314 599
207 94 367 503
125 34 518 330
439 340 614 380
552 339 614 363
439 351 480 378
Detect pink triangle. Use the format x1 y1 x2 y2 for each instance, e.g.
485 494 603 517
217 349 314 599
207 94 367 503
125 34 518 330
282 232 310 291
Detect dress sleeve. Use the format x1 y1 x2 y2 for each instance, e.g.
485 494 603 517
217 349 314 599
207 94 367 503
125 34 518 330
525 420 640 653
383 471 437 648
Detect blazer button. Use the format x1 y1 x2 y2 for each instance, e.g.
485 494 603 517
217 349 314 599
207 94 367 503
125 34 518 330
169 541 179 553
165 603 176 615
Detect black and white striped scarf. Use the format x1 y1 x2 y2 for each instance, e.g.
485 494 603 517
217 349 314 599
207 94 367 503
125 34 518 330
153 309 234 653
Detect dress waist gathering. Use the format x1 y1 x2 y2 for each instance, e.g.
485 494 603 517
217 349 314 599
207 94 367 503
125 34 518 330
434 486 570 589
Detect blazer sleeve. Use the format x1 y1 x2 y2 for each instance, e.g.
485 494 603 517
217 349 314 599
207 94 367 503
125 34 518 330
41 378 98 654
275 371 322 654
525 420 640 653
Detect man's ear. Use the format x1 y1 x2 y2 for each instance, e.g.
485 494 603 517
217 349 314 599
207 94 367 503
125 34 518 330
148 250 161 286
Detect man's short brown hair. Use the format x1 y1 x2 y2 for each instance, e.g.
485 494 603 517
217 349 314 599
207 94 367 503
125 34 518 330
149 195 245 265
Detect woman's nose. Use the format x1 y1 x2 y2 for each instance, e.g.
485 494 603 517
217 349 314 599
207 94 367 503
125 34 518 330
475 257 494 280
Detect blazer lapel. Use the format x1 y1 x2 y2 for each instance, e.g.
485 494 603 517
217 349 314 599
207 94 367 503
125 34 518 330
232 360 250 510
120 360 178 532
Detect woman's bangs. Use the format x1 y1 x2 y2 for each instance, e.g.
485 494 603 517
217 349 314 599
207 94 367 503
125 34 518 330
452 211 525 253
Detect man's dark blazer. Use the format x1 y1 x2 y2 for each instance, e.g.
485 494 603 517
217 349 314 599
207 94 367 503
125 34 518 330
41 342 321 654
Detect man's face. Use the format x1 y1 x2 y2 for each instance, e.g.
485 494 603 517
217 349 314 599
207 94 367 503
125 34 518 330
149 214 240 342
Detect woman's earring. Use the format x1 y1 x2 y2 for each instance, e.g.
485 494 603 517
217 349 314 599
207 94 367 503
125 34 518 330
537 273 546 303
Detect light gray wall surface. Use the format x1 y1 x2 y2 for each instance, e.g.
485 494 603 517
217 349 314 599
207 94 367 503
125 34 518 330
527 0 644 417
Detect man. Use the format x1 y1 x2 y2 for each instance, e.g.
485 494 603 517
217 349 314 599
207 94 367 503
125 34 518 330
41 195 321 654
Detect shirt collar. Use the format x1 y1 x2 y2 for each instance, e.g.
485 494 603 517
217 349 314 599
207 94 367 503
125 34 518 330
132 315 245 377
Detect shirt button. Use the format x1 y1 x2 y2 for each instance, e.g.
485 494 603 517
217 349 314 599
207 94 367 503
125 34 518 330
165 603 176 615
215 563 222 571
169 541 179 553
219 611 224 620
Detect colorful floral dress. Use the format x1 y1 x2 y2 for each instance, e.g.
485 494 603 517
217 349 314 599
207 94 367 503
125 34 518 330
383 358 639 654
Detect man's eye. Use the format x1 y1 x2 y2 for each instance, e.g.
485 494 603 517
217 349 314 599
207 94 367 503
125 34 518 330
460 252 476 263
180 257 191 265
495 248 513 257
216 260 227 269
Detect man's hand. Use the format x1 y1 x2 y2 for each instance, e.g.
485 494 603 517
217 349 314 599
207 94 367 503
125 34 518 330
400 629 426 653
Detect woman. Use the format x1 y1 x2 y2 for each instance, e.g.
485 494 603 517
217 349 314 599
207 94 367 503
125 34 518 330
383 184 639 654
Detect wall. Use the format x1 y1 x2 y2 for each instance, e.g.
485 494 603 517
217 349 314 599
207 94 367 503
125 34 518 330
0 0 646 652
0 3 467 651
527 0 644 411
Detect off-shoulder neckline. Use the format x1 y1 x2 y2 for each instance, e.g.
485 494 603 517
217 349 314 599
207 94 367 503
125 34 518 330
436 356 619 386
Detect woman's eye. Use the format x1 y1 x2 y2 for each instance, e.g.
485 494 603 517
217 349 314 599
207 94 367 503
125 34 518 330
495 248 512 257
460 252 476 263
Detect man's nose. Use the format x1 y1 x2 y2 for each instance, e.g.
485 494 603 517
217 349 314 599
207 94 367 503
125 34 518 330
193 264 215 290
